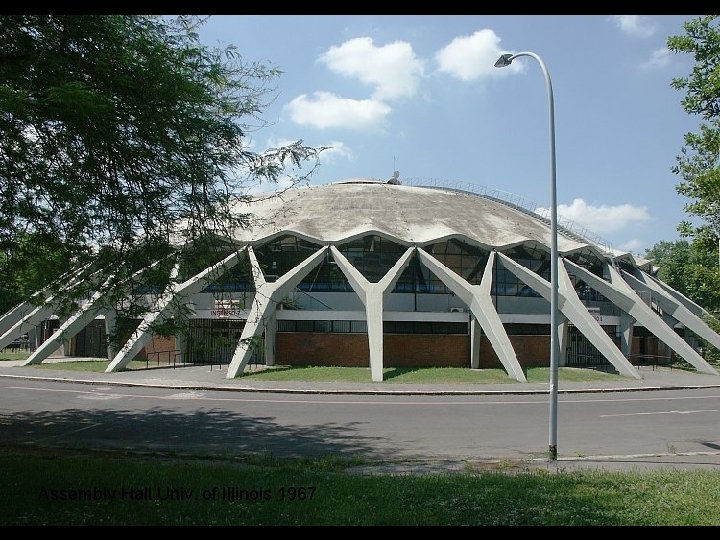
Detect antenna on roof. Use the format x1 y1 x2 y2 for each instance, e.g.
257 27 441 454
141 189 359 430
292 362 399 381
388 156 401 185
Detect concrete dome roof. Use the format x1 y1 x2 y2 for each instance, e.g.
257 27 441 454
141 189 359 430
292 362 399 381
229 180 647 267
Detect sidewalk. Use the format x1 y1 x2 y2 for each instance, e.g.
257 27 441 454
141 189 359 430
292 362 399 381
1 358 719 395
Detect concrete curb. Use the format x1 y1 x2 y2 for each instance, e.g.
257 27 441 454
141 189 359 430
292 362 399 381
2 372 720 396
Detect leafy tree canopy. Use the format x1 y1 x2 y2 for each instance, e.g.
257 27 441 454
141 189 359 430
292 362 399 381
0 15 320 316
667 15 720 238
645 235 720 312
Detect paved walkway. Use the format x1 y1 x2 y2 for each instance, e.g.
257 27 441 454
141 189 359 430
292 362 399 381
1 357 719 395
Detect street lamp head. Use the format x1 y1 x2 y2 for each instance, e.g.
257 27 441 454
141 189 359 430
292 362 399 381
494 53 515 68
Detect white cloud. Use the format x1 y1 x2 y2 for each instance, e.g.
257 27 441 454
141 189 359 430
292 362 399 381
610 15 656 38
319 141 354 164
284 91 391 131
640 47 671 70
266 137 299 150
618 239 646 253
245 173 301 195
536 198 651 234
269 137 354 164
243 139 354 196
264 137 306 167
319 37 423 100
435 29 522 81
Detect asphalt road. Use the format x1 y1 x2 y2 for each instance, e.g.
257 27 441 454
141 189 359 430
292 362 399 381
1 378 719 462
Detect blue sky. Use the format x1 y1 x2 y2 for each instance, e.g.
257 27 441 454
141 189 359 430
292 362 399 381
197 14 701 256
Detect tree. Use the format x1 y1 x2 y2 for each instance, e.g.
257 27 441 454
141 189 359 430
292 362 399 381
0 16 320 320
667 15 720 242
0 232 86 314
646 235 720 363
645 236 720 313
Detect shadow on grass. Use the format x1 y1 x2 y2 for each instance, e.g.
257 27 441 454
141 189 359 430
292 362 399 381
383 367 422 381
236 365 308 378
2 447 718 525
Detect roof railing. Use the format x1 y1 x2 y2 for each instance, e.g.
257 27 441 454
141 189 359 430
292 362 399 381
403 177 618 259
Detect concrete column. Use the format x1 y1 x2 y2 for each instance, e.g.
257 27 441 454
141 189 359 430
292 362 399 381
0 264 92 336
226 246 328 378
470 316 482 369
0 305 57 351
104 320 118 360
417 250 526 382
108 248 247 372
264 312 276 366
329 245 415 382
498 253 641 379
227 293 272 377
24 292 107 365
558 319 569 367
626 269 720 353
565 259 718 376
619 313 635 359
365 292 384 381
0 300 38 336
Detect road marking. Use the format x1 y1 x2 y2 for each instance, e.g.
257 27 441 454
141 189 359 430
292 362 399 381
166 391 206 400
600 409 719 418
76 394 125 401
5 385 720 407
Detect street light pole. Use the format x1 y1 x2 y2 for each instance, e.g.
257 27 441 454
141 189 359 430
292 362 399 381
495 51 560 461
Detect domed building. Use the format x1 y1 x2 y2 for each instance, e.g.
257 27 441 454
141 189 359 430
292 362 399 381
3 178 720 382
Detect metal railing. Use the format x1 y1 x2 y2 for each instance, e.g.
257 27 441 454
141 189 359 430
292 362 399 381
144 349 184 370
629 353 675 371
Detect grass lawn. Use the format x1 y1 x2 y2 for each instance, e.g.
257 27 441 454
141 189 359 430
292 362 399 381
238 366 515 383
526 367 623 383
0 351 31 361
21 361 625 383
237 365 624 384
0 446 718 525
30 360 155 372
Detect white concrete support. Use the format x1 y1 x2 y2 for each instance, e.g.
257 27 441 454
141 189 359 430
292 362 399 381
635 268 708 319
329 245 415 382
226 245 328 378
0 266 97 350
104 309 118 361
619 312 635 358
226 246 326 377
23 278 115 365
558 319 569 367
264 311 277 366
565 259 719 376
0 264 91 335
470 317 482 369
417 249 527 382
0 299 41 336
623 269 720 351
498 253 641 379
0 304 57 351
107 247 247 372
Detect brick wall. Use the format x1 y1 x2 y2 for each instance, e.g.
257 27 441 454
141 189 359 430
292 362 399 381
277 333 369 366
478 336 550 367
384 334 469 367
139 335 177 361
278 333 481 367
